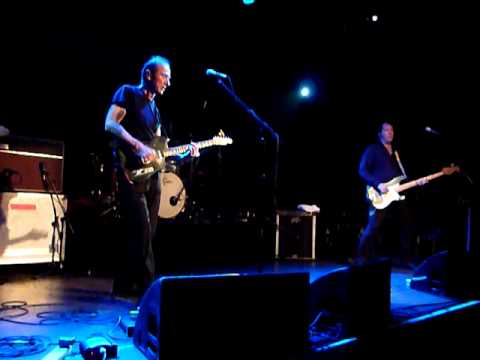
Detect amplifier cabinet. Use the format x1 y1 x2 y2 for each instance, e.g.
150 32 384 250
0 148 64 193
0 191 67 265
276 210 317 260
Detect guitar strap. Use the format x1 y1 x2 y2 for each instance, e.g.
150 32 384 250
149 99 165 137
394 151 407 179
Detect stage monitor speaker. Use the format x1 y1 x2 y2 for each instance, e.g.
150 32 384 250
409 250 448 293
133 272 310 360
0 191 67 265
410 250 480 298
309 257 391 337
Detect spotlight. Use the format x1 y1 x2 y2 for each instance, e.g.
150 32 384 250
300 86 311 98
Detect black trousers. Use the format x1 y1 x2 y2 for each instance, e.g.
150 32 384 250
357 200 414 264
115 169 161 294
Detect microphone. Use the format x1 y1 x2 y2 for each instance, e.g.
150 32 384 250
425 126 441 135
39 162 48 182
170 188 184 206
169 196 179 206
206 68 228 79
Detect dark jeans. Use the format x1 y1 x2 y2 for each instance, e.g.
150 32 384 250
115 169 161 295
357 201 414 265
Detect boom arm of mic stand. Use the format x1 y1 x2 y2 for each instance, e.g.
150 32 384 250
214 79 277 136
213 78 280 211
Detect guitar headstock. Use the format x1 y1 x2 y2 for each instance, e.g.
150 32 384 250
442 164 460 175
212 129 233 146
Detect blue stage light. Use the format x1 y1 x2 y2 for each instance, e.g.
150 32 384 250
300 86 311 98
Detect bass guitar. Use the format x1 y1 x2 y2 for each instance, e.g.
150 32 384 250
366 165 459 209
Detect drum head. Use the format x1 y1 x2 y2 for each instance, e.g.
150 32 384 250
159 172 186 219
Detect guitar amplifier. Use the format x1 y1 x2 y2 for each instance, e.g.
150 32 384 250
0 191 67 265
0 137 64 193
275 210 317 260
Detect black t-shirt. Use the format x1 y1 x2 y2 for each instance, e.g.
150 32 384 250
358 143 404 188
112 84 161 142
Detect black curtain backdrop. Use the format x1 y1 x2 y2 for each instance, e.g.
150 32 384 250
1 2 477 263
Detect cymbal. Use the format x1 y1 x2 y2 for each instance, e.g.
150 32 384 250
0 125 9 137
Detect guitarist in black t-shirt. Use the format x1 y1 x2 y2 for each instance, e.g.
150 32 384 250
105 55 199 298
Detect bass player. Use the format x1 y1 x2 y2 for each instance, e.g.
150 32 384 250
356 121 427 268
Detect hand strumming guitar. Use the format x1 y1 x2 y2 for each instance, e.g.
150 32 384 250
135 141 156 164
378 183 389 194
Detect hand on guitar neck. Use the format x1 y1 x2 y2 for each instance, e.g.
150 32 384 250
378 174 429 194
189 142 200 157
415 177 429 187
135 139 200 163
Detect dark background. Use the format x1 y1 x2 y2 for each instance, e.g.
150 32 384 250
1 2 478 266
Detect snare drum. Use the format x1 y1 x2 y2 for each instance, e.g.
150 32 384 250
159 172 186 219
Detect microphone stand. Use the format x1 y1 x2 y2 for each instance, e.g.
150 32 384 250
425 129 476 256
40 169 74 271
182 153 201 223
213 78 280 269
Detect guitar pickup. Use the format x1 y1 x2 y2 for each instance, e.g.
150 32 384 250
132 167 155 176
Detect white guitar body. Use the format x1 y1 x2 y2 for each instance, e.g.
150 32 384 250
366 166 459 210
367 176 406 210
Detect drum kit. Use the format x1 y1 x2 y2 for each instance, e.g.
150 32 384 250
159 171 186 219
88 152 188 220
158 160 187 219
0 125 8 137
0 125 9 150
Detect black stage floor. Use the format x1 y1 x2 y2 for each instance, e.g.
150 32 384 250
0 260 478 359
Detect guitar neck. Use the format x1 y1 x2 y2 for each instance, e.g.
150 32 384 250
397 171 445 193
164 139 214 157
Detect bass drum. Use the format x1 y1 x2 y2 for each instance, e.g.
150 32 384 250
159 172 186 219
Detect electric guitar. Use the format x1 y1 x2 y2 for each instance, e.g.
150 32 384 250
366 165 460 210
119 130 233 183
